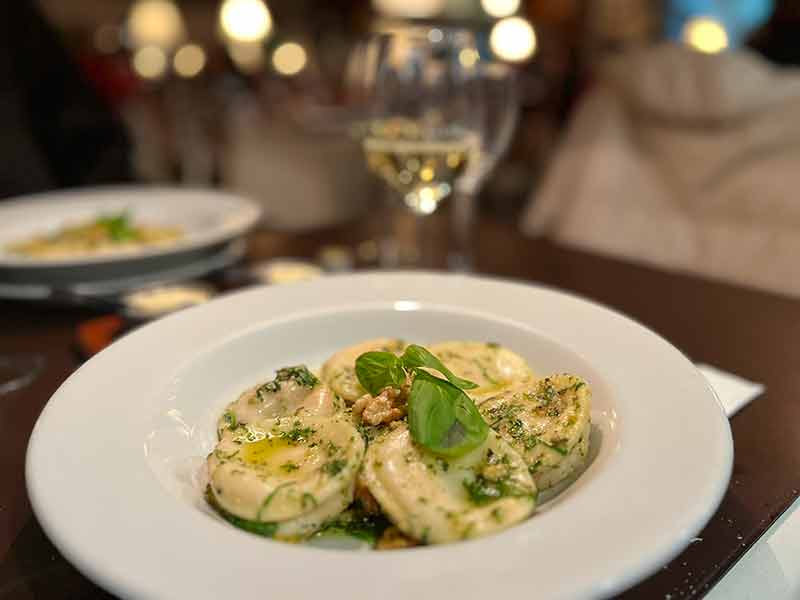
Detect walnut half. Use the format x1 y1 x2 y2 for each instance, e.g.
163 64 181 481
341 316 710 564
352 387 406 426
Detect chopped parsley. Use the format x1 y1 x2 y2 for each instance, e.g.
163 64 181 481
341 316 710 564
463 474 533 506
541 440 569 456
314 508 391 545
420 527 431 544
356 422 381 443
281 461 300 473
257 365 319 399
280 422 316 444
528 460 543 475
222 411 238 431
323 459 347 476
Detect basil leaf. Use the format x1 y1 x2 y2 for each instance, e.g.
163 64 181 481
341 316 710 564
401 344 478 390
355 351 406 396
408 370 488 457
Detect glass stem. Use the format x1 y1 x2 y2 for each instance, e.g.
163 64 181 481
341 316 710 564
449 189 477 272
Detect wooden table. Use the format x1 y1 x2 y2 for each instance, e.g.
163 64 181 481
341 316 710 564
2 219 799 599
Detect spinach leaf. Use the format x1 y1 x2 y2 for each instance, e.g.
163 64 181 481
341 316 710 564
355 351 405 395
401 344 478 390
408 370 488 457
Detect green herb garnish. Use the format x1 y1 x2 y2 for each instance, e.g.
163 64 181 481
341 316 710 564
314 507 391 545
280 422 315 444
97 213 137 242
355 344 487 458
257 365 319 399
400 345 478 390
462 475 533 506
322 459 347 476
354 351 406 395
222 411 238 431
407 370 488 458
205 486 278 538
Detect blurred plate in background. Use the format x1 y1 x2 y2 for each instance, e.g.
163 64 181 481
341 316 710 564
0 186 260 287
0 240 244 302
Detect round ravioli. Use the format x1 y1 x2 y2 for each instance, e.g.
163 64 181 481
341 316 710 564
218 366 341 437
361 424 536 544
320 338 406 404
207 413 365 539
427 341 534 401
480 374 591 490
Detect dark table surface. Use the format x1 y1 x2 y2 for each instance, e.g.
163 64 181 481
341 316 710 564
2 219 799 599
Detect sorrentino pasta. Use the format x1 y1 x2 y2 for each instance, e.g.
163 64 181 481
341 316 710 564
206 340 592 548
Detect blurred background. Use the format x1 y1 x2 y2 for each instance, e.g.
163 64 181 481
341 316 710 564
2 0 799 293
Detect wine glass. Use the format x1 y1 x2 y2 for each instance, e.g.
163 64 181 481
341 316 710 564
356 25 485 268
451 61 520 271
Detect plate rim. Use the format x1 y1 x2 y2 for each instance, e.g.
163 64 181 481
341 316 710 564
25 272 733 600
0 185 261 268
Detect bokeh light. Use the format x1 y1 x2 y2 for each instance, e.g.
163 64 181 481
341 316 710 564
133 46 168 79
227 41 265 73
458 48 479 68
480 0 520 18
489 17 537 63
682 16 729 53
371 0 446 19
173 44 206 78
219 0 273 43
127 0 185 49
272 42 308 76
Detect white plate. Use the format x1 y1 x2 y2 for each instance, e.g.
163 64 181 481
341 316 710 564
26 273 732 600
0 240 245 301
0 186 260 285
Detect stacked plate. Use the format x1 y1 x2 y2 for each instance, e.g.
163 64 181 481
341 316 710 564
0 186 261 300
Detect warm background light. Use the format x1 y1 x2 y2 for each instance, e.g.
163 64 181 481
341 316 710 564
682 16 729 54
127 0 185 49
173 44 206 78
227 41 265 72
480 0 520 19
458 47 479 68
371 0 446 19
490 17 537 62
219 0 273 43
93 24 121 54
272 42 308 76
133 46 168 79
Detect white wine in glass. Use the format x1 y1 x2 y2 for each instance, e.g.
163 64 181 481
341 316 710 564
363 117 481 216
356 26 486 267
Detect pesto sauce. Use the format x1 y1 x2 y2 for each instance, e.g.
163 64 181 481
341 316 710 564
257 365 320 399
313 507 391 545
205 485 279 538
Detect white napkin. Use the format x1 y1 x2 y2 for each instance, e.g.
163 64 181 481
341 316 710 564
696 363 765 417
